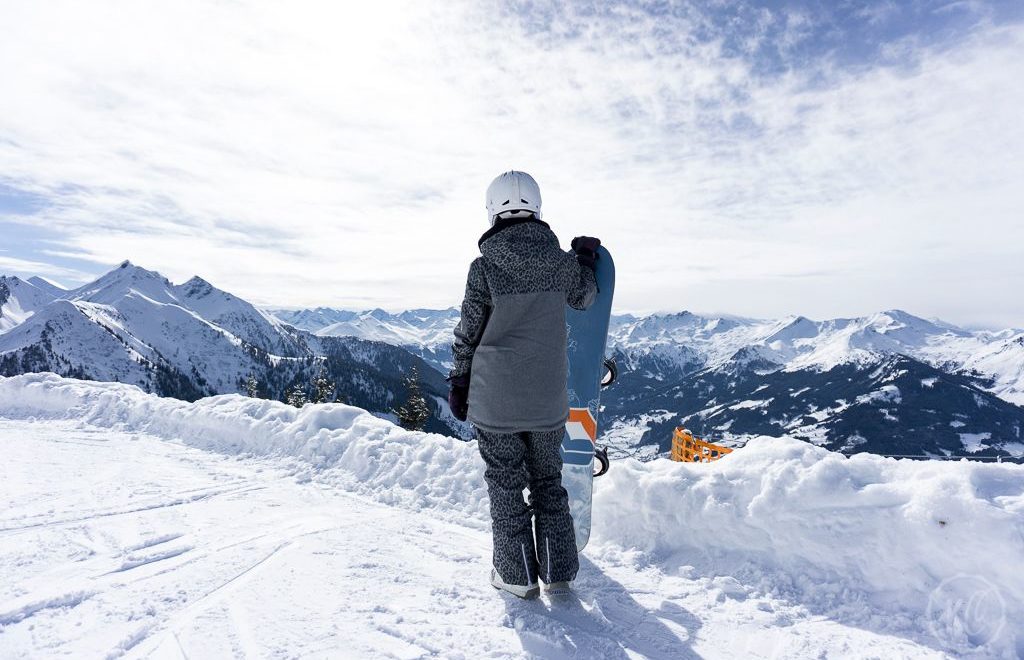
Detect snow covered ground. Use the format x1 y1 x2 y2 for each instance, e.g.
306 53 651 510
2 374 1023 658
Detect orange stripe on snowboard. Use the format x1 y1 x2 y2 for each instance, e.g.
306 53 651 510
567 408 596 442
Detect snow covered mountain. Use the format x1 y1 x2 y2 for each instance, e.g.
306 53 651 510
265 306 361 333
274 306 1024 405
0 275 57 333
605 310 1024 459
25 275 68 299
0 263 457 435
271 306 460 372
275 305 1024 460
7 263 1022 459
2 373 1023 657
609 309 1024 405
605 351 1024 460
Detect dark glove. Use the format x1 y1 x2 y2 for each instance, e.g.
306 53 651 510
571 236 601 270
447 373 470 422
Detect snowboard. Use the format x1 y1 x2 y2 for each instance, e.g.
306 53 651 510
560 245 615 552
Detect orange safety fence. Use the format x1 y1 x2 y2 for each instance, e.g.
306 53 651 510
671 428 733 463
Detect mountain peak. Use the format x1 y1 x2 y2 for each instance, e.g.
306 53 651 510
26 276 67 297
105 260 165 281
0 274 27 286
0 274 53 299
764 315 820 344
877 309 925 323
69 261 173 305
178 276 216 299
863 309 966 338
0 275 60 330
99 260 164 281
780 315 817 330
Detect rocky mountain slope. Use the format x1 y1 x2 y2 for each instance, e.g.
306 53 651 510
601 310 1024 459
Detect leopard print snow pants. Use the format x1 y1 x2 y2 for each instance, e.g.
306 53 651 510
476 428 579 586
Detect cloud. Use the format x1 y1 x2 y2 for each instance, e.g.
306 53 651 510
0 1 1022 326
0 253 92 283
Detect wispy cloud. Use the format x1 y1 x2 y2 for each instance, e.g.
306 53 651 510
0 253 92 283
0 1 1022 326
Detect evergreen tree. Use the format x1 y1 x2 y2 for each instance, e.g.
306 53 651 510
395 365 431 431
286 384 308 408
311 368 335 404
244 373 262 398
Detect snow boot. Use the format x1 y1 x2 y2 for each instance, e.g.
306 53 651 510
491 569 540 600
544 581 572 597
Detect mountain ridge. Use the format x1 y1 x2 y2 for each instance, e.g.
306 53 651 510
4 263 1023 459
0 263 460 436
273 304 1024 406
268 303 1024 459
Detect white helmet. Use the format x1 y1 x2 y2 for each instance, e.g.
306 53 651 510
485 171 542 224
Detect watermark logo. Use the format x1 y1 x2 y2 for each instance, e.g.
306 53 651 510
926 574 1006 650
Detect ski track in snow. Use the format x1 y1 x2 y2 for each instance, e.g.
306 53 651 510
0 418 976 659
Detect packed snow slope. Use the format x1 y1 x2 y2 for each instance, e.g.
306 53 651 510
2 374 1022 658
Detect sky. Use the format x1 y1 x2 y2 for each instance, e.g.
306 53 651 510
1 0 1023 327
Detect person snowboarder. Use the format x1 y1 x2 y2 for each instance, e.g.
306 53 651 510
448 170 600 599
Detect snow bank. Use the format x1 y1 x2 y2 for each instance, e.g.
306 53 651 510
593 439 1024 655
0 373 490 529
3 373 1024 654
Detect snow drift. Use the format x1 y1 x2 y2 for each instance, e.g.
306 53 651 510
2 373 1023 655
0 373 491 530
594 443 1024 654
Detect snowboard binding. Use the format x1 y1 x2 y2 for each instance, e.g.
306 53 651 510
591 357 616 478
600 357 617 388
593 447 610 477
